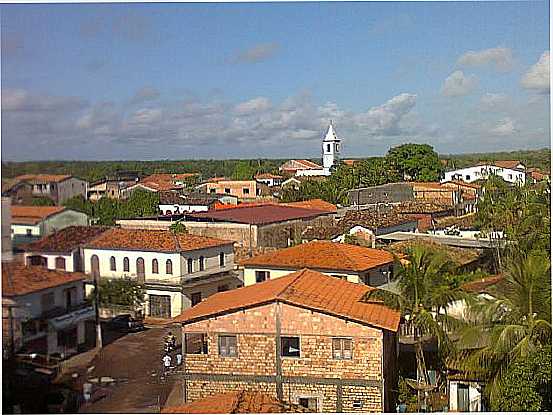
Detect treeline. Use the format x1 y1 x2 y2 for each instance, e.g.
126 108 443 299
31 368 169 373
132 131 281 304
441 148 551 171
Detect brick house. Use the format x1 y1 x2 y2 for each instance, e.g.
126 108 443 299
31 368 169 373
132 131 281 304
82 228 241 318
173 269 400 413
240 241 395 287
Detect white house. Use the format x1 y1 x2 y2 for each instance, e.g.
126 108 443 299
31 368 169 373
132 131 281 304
254 173 284 187
442 160 526 185
82 228 240 318
11 206 89 246
159 191 218 215
2 261 94 358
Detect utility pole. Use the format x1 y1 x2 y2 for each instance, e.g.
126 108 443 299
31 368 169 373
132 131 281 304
93 271 102 349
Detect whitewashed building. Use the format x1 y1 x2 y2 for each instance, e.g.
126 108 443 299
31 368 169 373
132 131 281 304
442 160 526 185
82 228 240 318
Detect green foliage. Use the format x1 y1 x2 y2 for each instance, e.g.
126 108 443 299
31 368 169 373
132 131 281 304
30 197 55 206
63 195 93 215
386 143 443 181
442 148 551 172
169 221 187 234
398 376 418 410
96 278 145 308
494 346 552 411
357 157 401 187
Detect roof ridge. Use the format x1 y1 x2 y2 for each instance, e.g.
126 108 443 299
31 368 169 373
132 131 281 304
275 268 307 299
171 230 182 252
329 242 358 270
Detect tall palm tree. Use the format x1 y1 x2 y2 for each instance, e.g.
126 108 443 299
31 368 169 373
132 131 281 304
452 249 551 407
366 245 468 408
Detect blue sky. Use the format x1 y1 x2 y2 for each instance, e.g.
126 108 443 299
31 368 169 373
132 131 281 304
1 1 550 161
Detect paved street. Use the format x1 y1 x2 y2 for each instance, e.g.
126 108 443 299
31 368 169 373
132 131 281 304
79 324 181 413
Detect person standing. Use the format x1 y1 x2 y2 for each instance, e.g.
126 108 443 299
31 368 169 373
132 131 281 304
162 354 172 374
176 352 182 366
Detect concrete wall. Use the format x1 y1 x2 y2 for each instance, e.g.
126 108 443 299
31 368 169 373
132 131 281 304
348 183 414 206
43 210 89 235
443 165 525 185
57 177 88 204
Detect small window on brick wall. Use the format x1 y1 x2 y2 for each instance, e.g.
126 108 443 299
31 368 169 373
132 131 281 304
185 333 208 354
352 400 363 409
281 336 300 357
298 397 318 411
218 335 237 357
332 337 352 360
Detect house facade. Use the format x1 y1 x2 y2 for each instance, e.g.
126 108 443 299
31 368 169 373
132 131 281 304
159 191 218 215
442 161 526 185
11 206 89 246
11 174 88 205
82 228 240 318
254 173 284 188
203 180 259 199
240 241 395 287
2 262 94 358
174 269 400 413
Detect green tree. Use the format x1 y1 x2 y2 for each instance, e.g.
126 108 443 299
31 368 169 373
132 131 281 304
357 158 401 187
63 195 93 215
386 144 443 181
169 221 187 234
96 278 145 308
453 250 551 406
30 197 55 206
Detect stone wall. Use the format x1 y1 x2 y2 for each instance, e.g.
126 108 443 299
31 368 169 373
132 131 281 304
256 215 334 248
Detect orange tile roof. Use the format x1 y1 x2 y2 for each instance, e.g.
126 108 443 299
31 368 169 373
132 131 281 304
15 174 72 184
240 241 394 272
2 262 86 297
442 180 482 189
282 199 337 213
254 173 283 180
342 159 361 166
83 228 233 252
162 391 301 413
174 268 400 332
22 226 109 253
493 160 523 169
11 206 66 224
412 182 447 190
461 274 504 293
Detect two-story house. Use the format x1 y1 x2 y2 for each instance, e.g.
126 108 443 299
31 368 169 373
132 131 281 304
11 206 89 246
10 174 88 205
82 228 240 318
240 241 395 287
2 262 94 358
173 268 400 412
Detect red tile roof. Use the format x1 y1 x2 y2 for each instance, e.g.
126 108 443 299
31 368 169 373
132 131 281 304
493 160 523 169
461 274 504 293
2 262 86 297
174 268 400 331
83 228 233 252
162 391 301 413
22 226 109 253
282 199 337 213
187 204 330 225
240 241 394 272
15 174 72 184
254 173 283 180
442 180 482 189
11 206 66 225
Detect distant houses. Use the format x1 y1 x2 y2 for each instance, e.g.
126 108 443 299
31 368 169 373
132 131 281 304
442 160 526 185
2 174 88 205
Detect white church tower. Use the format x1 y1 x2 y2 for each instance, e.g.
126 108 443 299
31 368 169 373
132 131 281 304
322 121 341 175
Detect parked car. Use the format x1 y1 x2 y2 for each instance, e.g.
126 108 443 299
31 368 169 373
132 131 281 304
106 314 145 332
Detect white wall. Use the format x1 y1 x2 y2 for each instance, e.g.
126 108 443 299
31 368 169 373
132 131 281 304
23 252 76 272
295 168 329 177
443 165 525 185
449 380 482 412
11 224 41 237
243 266 361 286
159 204 209 214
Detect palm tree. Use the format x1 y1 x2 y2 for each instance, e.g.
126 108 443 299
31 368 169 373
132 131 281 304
452 249 551 407
366 245 468 409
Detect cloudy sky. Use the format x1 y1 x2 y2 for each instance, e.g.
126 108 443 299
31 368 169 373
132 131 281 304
1 2 550 161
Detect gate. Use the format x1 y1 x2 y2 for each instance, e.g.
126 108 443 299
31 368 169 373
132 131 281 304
149 295 171 318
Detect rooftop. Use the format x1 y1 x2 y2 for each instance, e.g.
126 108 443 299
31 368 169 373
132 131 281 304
174 268 400 331
187 204 330 225
84 228 233 252
283 199 337 213
2 262 86 297
162 391 303 414
14 174 73 184
280 159 323 170
461 274 504 294
395 201 453 214
388 238 481 266
240 240 394 272
492 160 524 169
254 173 284 180
11 205 67 225
22 226 109 253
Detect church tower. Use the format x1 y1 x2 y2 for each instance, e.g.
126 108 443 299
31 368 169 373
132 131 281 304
322 121 341 175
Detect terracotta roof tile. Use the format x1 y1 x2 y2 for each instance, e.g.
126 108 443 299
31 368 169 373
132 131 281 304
254 173 283 180
240 241 394 272
11 206 66 224
187 204 330 225
15 174 72 184
83 228 232 252
2 262 86 297
282 199 337 213
461 274 504 293
174 268 400 331
493 160 523 169
22 226 109 253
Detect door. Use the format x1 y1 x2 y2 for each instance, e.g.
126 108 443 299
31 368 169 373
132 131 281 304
91 255 100 279
457 383 470 412
136 258 145 284
149 295 171 318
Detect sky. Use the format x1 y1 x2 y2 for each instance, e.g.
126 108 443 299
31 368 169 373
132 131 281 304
1 1 550 161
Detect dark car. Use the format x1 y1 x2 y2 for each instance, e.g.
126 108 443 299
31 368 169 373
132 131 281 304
106 314 145 332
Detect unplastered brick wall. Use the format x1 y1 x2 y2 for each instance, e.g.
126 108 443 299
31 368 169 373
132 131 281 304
342 385 382 412
186 379 276 403
257 215 334 248
286 383 337 412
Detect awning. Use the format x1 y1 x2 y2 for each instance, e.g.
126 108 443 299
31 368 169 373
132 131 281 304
49 306 95 331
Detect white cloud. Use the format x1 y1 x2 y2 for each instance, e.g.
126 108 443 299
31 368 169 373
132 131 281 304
490 117 517 136
129 108 162 124
234 97 272 114
354 93 417 135
130 86 160 104
441 71 478 97
230 43 280 64
457 47 513 71
480 93 509 110
521 51 550 93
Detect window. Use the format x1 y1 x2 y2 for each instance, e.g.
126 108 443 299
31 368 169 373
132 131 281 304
152 259 159 274
209 188 216 194
298 397 318 411
255 271 270 283
224 188 231 194
281 336 300 357
110 256 116 271
185 333 208 354
352 401 363 409
243 188 250 195
199 256 205 271
218 335 237 357
166 259 173 275
332 338 352 360
28 255 46 266
191 292 202 306
26 229 32 236
217 284 229 292
326 144 331 152
187 258 194 273
91 255 100 279
55 257 66 270
508 174 513 179
41 292 55 312
123 257 130 272
465 175 471 180
219 252 225 267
